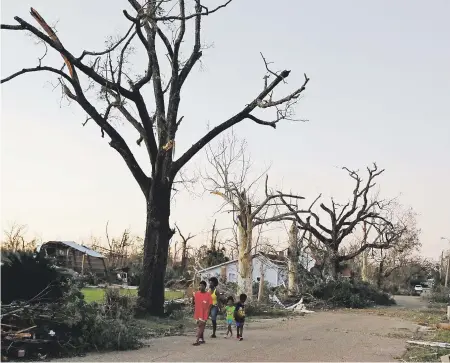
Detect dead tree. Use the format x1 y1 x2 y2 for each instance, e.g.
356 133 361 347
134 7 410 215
89 222 141 269
175 224 195 275
286 221 298 295
205 133 305 297
1 2 309 314
280 164 409 279
369 208 420 288
1 223 37 252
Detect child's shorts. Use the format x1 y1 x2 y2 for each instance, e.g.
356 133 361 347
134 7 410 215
226 319 234 325
235 321 244 327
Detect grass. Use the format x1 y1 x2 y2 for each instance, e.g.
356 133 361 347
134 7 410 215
359 307 448 326
81 287 184 303
402 346 450 362
393 306 450 362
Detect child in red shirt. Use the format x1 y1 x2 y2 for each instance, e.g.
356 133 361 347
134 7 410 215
192 280 212 346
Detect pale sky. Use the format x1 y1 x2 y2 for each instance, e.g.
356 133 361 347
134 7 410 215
1 0 449 259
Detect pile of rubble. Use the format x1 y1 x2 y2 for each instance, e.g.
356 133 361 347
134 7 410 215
1 303 63 361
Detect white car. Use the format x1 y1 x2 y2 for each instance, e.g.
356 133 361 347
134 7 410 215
414 285 423 292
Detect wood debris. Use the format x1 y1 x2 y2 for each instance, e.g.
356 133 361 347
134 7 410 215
407 340 450 349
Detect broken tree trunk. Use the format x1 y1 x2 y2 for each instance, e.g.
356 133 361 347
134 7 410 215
288 221 298 295
361 221 368 282
237 215 253 298
258 261 265 302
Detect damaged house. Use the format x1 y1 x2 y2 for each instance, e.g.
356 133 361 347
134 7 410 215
37 241 107 276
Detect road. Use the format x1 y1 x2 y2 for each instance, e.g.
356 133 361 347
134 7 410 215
59 309 418 362
393 295 428 310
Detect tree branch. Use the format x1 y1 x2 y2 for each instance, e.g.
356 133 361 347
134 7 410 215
77 24 135 61
152 0 233 21
171 69 298 178
8 14 135 100
1 65 74 85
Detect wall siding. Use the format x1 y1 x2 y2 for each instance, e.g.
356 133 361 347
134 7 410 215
200 256 282 287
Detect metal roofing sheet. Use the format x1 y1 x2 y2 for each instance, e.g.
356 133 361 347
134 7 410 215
44 240 105 258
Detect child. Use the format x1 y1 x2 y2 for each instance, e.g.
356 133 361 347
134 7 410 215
192 280 212 346
224 296 235 338
234 293 247 341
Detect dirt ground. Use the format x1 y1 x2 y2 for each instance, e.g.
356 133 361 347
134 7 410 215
58 309 418 362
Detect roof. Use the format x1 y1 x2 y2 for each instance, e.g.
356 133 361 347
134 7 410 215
198 252 284 273
40 241 105 258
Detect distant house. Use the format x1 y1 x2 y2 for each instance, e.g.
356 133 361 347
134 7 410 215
38 241 107 276
199 252 289 287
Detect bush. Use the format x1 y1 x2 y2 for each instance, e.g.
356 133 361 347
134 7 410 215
252 281 271 302
1 251 72 304
430 286 450 304
1 269 148 359
245 302 290 318
310 279 396 308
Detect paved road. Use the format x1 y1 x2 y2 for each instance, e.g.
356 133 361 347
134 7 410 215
59 311 417 362
393 295 428 310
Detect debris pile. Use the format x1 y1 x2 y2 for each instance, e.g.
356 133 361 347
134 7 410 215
1 302 69 361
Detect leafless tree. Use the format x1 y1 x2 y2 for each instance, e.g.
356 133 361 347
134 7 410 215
368 207 421 288
280 164 410 279
204 132 306 296
1 1 309 314
89 221 143 269
174 224 195 274
1 222 38 252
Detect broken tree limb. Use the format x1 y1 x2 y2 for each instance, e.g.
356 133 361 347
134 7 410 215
407 340 450 349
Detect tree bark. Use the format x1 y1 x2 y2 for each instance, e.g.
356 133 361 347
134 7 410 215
237 219 253 298
361 222 368 282
258 262 265 302
288 221 298 295
323 250 340 280
361 250 368 282
138 181 172 316
377 259 384 289
180 239 188 274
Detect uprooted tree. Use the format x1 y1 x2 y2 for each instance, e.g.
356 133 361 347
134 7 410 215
1 1 309 314
280 164 410 280
204 133 305 296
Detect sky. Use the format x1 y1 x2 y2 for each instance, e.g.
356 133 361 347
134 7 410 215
1 0 449 259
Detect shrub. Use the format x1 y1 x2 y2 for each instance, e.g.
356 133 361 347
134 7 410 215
310 279 396 308
2 272 148 359
1 251 72 304
430 286 450 304
75 287 148 351
245 302 290 317
252 281 271 302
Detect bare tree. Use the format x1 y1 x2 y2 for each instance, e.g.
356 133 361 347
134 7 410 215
280 164 409 279
174 224 195 274
1 2 309 314
1 222 38 252
89 221 142 269
205 133 305 296
368 208 421 288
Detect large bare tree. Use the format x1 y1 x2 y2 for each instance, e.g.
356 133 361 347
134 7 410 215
1 1 309 314
280 164 409 279
204 133 305 296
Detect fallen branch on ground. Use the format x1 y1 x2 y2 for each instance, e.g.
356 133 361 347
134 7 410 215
407 340 450 349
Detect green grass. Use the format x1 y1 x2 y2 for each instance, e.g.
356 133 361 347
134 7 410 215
81 287 184 303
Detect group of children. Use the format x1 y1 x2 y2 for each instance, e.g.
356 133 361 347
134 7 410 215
192 277 247 346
